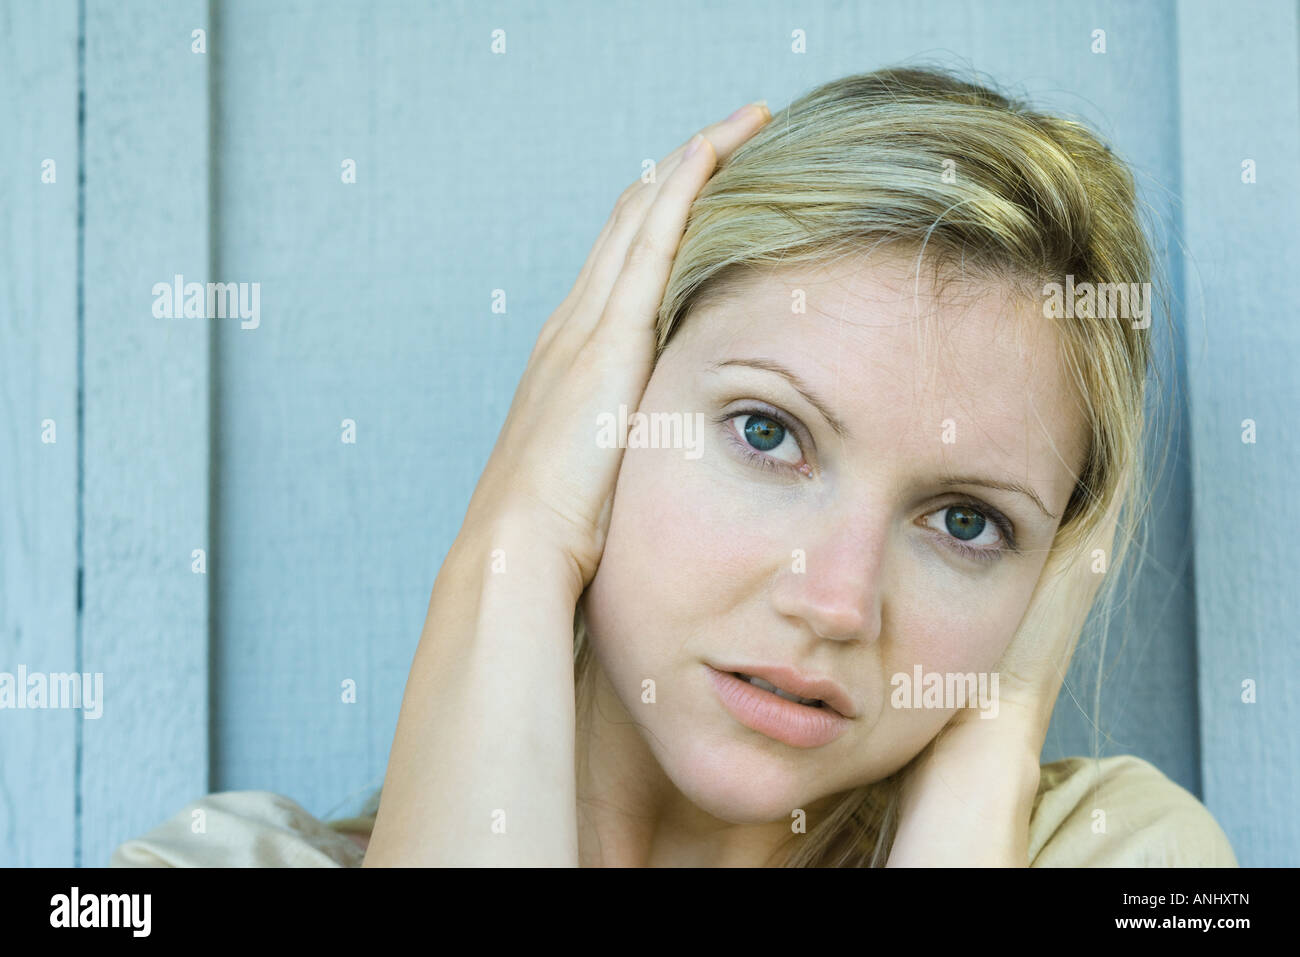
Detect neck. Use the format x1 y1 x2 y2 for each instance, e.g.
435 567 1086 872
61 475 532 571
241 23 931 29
573 654 812 867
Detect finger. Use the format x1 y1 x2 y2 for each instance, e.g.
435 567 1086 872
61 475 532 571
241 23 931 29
585 133 718 348
654 101 771 184
532 211 621 355
571 102 769 315
561 205 620 315
548 102 771 350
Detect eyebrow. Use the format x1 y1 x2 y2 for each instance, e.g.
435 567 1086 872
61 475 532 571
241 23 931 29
708 357 850 439
936 475 1056 520
709 357 1056 521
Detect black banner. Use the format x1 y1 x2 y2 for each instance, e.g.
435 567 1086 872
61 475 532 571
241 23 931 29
0 866 1278 942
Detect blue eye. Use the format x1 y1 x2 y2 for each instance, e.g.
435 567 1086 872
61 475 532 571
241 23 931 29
719 407 810 474
743 415 785 451
922 504 1014 561
945 506 986 541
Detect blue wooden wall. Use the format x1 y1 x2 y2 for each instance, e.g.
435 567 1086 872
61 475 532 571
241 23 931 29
2 0 1296 867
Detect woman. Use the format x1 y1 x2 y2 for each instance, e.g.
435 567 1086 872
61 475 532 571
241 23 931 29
112 67 1236 867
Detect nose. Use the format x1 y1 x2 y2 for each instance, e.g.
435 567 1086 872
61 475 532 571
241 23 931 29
769 510 884 644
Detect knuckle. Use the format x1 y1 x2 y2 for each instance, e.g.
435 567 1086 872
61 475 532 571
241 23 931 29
614 180 645 213
531 322 558 359
614 180 654 221
611 199 641 236
624 229 668 268
535 303 571 346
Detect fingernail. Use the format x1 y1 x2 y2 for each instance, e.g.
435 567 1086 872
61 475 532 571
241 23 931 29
728 100 768 122
684 133 706 157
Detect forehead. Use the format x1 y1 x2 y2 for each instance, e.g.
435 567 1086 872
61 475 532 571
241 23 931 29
669 255 1088 498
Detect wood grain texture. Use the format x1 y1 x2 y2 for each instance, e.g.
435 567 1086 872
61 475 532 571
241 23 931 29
79 0 211 867
1176 0 1300 867
0 0 80 867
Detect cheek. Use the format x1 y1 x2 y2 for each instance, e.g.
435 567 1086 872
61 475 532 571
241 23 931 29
858 568 1039 778
887 566 1039 677
585 443 766 652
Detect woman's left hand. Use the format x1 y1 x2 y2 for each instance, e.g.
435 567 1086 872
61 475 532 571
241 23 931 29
885 477 1128 866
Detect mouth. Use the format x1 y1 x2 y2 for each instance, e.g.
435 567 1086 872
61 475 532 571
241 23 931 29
704 665 852 749
732 672 826 708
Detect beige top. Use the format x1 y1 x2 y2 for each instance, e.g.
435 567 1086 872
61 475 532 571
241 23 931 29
107 754 1238 867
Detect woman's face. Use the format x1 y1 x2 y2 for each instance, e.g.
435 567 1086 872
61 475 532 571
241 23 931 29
580 253 1089 823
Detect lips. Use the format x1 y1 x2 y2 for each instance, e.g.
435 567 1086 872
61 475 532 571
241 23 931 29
705 664 854 749
718 663 857 719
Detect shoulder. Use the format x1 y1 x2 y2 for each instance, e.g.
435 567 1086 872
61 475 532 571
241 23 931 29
109 790 368 868
1027 755 1237 867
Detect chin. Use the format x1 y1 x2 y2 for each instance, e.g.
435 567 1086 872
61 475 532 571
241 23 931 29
641 725 841 824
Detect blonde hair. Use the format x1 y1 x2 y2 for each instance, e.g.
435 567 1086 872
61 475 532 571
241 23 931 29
571 65 1167 866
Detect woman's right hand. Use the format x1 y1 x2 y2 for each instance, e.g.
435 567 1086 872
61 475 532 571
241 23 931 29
365 101 771 866
461 100 773 596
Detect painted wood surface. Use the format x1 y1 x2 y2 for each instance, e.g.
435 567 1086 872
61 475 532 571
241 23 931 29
2 0 1294 866
1176 0 1300 868
0 0 80 867
78 0 211 867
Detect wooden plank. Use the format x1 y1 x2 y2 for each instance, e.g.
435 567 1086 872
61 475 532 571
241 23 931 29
0 0 80 867
79 0 211 867
1177 0 1300 866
